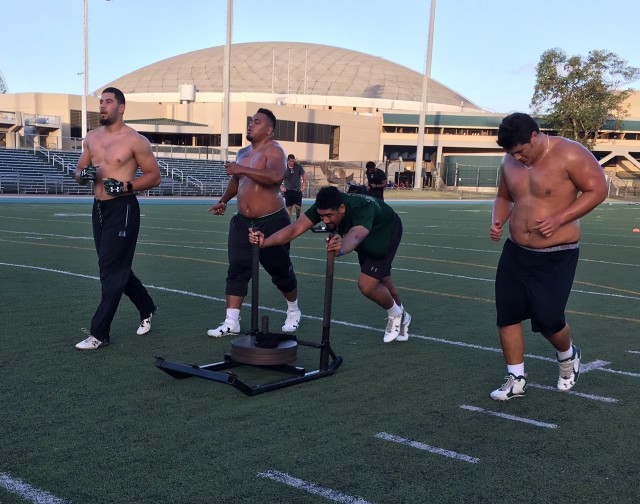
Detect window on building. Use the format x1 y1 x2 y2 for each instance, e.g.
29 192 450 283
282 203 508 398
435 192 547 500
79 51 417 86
70 109 101 138
297 121 332 144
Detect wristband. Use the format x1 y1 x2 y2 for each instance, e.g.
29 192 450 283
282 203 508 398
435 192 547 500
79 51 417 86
337 247 344 257
219 200 227 207
127 181 133 193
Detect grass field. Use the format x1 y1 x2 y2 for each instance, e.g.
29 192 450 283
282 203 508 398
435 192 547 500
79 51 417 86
1 197 640 504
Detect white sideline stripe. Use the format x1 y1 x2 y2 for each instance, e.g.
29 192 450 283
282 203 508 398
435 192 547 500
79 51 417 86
375 432 480 464
460 405 559 429
5 227 640 267
0 262 635 391
597 367 640 378
627 350 640 355
4 230 640 300
257 470 372 504
572 289 640 301
0 472 68 504
580 359 611 373
527 383 618 403
0 229 93 241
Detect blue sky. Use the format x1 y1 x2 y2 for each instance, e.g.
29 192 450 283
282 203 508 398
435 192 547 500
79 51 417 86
3 0 639 113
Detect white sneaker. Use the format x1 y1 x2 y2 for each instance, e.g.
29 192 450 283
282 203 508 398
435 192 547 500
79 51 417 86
557 346 581 391
490 373 527 401
282 309 301 332
207 318 241 338
396 311 411 342
136 313 154 335
383 311 403 343
75 335 108 350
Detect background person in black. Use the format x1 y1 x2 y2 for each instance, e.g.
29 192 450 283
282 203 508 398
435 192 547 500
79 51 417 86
249 186 410 343
365 161 387 200
281 154 306 219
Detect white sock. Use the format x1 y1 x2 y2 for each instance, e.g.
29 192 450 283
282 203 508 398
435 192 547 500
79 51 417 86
226 308 240 322
287 299 299 312
387 302 402 318
556 344 574 361
507 363 525 378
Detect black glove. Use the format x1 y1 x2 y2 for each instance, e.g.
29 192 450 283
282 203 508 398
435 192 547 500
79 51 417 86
103 178 125 196
79 165 97 181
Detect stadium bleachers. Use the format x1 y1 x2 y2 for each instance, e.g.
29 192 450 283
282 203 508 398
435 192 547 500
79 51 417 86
158 158 229 196
0 147 231 197
0 148 76 194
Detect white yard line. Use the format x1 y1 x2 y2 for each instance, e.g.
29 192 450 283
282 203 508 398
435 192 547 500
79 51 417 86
375 432 480 464
0 472 68 504
257 470 372 504
460 405 559 429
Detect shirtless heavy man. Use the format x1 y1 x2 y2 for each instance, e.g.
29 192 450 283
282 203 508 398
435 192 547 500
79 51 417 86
489 112 607 400
207 108 301 337
74 87 161 350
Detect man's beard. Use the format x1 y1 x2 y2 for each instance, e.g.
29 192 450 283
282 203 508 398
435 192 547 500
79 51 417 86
99 116 114 126
246 133 253 141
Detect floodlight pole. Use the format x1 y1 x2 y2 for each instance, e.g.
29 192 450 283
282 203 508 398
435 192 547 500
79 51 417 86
82 0 89 140
221 0 233 161
414 0 436 190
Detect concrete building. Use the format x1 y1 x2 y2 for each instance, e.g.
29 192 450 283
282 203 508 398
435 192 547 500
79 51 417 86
1 41 639 190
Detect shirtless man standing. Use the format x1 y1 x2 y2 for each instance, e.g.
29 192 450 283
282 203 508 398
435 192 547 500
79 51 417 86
207 108 301 337
489 112 607 400
73 87 161 350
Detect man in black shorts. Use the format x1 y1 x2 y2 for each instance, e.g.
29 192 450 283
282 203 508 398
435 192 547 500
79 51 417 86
281 154 306 220
250 186 410 343
489 112 607 400
208 109 301 337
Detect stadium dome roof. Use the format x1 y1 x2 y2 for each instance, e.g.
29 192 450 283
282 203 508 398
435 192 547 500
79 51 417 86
98 42 479 109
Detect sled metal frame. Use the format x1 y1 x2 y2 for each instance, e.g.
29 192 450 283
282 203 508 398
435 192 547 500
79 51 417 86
155 238 342 396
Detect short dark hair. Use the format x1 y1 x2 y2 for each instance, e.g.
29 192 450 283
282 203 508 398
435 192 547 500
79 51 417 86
102 87 126 105
315 186 344 210
257 108 276 129
366 161 376 170
497 112 539 150
287 154 295 160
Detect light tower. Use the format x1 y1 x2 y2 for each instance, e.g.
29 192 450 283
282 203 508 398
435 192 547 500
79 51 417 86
0 71 8 94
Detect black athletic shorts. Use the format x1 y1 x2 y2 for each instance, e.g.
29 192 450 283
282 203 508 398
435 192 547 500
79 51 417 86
225 208 297 297
284 190 303 208
495 238 579 337
357 213 402 280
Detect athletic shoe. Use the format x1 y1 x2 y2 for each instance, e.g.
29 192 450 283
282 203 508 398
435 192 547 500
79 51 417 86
282 309 301 332
490 373 527 401
75 335 108 350
383 311 404 343
207 318 241 338
136 306 157 335
557 345 581 391
395 311 411 342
